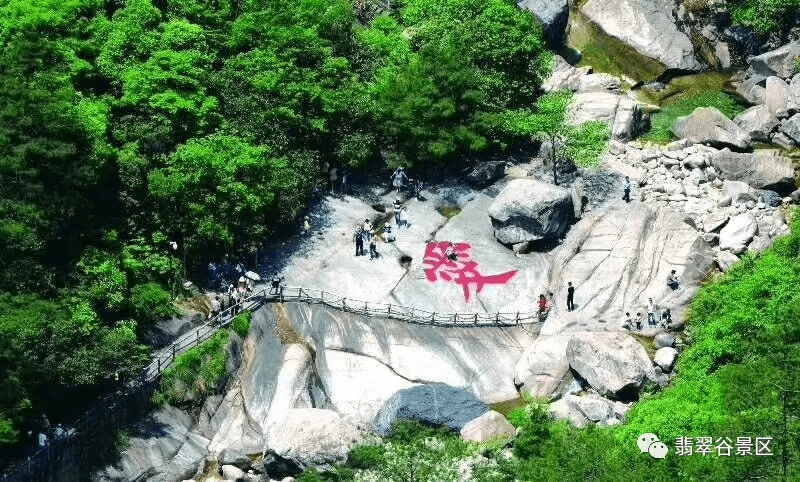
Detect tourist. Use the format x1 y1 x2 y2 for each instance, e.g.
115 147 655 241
384 224 395 242
567 282 575 311
635 312 643 330
398 206 408 229
667 270 680 290
354 225 365 256
303 216 312 236
369 238 378 260
621 312 632 330
311 182 321 203
270 275 282 295
538 294 550 320
391 166 408 192
329 166 338 193
660 308 672 329
363 218 373 241
647 298 656 326
211 296 220 318
393 198 402 225
446 243 458 261
411 178 423 200
623 176 631 203
341 169 349 195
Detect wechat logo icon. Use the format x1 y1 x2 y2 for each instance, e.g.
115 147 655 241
637 433 669 459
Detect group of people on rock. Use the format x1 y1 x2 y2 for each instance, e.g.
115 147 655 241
621 305 672 331
391 166 423 199
210 277 253 319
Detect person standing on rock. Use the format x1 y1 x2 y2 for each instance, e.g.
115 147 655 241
354 225 364 256
363 218 373 242
623 176 631 203
211 296 220 318
647 298 657 326
393 198 402 225
329 166 338 194
369 237 378 260
341 169 349 195
635 312 643 330
384 224 395 242
398 206 409 229
391 166 408 192
567 282 575 311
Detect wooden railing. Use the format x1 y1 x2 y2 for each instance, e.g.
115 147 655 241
1 285 541 481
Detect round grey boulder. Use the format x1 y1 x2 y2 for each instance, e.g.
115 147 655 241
372 384 490 436
487 179 573 245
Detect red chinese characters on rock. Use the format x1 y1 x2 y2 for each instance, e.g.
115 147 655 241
423 241 517 302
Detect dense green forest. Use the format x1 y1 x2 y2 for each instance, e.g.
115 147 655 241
0 0 559 449
298 210 800 481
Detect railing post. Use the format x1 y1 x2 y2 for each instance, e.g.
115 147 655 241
388 304 391 314
410 307 414 320
196 329 200 346
364 302 368 312
496 313 499 325
474 313 478 324
431 312 435 323
157 358 161 374
516 312 520 325
280 285 284 303
172 344 176 360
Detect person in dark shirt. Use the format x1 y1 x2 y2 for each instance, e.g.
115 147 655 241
567 282 575 311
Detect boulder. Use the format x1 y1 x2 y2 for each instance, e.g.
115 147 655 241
761 190 782 207
748 235 772 253
772 131 796 149
672 107 751 150
709 151 795 194
566 332 656 400
221 465 246 481
653 347 679 372
715 250 740 272
683 153 707 169
516 0 569 48
548 398 589 428
788 73 800 114
487 179 573 244
654 333 676 349
580 0 702 72
543 55 592 92
466 161 506 188
513 335 571 400
766 76 790 118
733 105 780 142
266 409 357 470
255 451 302 481
372 384 490 436
564 394 614 423
703 211 730 233
218 449 252 472
578 73 622 94
459 410 517 443
568 92 644 140
715 41 732 70
722 180 763 204
779 113 800 143
748 41 800 79
719 213 758 255
738 79 767 105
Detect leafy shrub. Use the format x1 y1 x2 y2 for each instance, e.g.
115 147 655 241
231 311 251 339
644 91 745 142
152 329 230 407
130 282 175 326
727 0 800 36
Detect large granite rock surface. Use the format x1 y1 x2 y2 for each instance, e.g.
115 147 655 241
580 0 703 72
568 92 645 140
733 105 779 142
709 151 795 194
517 0 570 48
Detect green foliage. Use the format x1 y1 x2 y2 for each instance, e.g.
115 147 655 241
130 283 175 326
644 91 746 142
727 0 800 36
114 428 132 455
153 329 230 407
231 311 252 339
504 90 608 184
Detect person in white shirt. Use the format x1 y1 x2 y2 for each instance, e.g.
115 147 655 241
621 312 632 330
647 298 656 326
